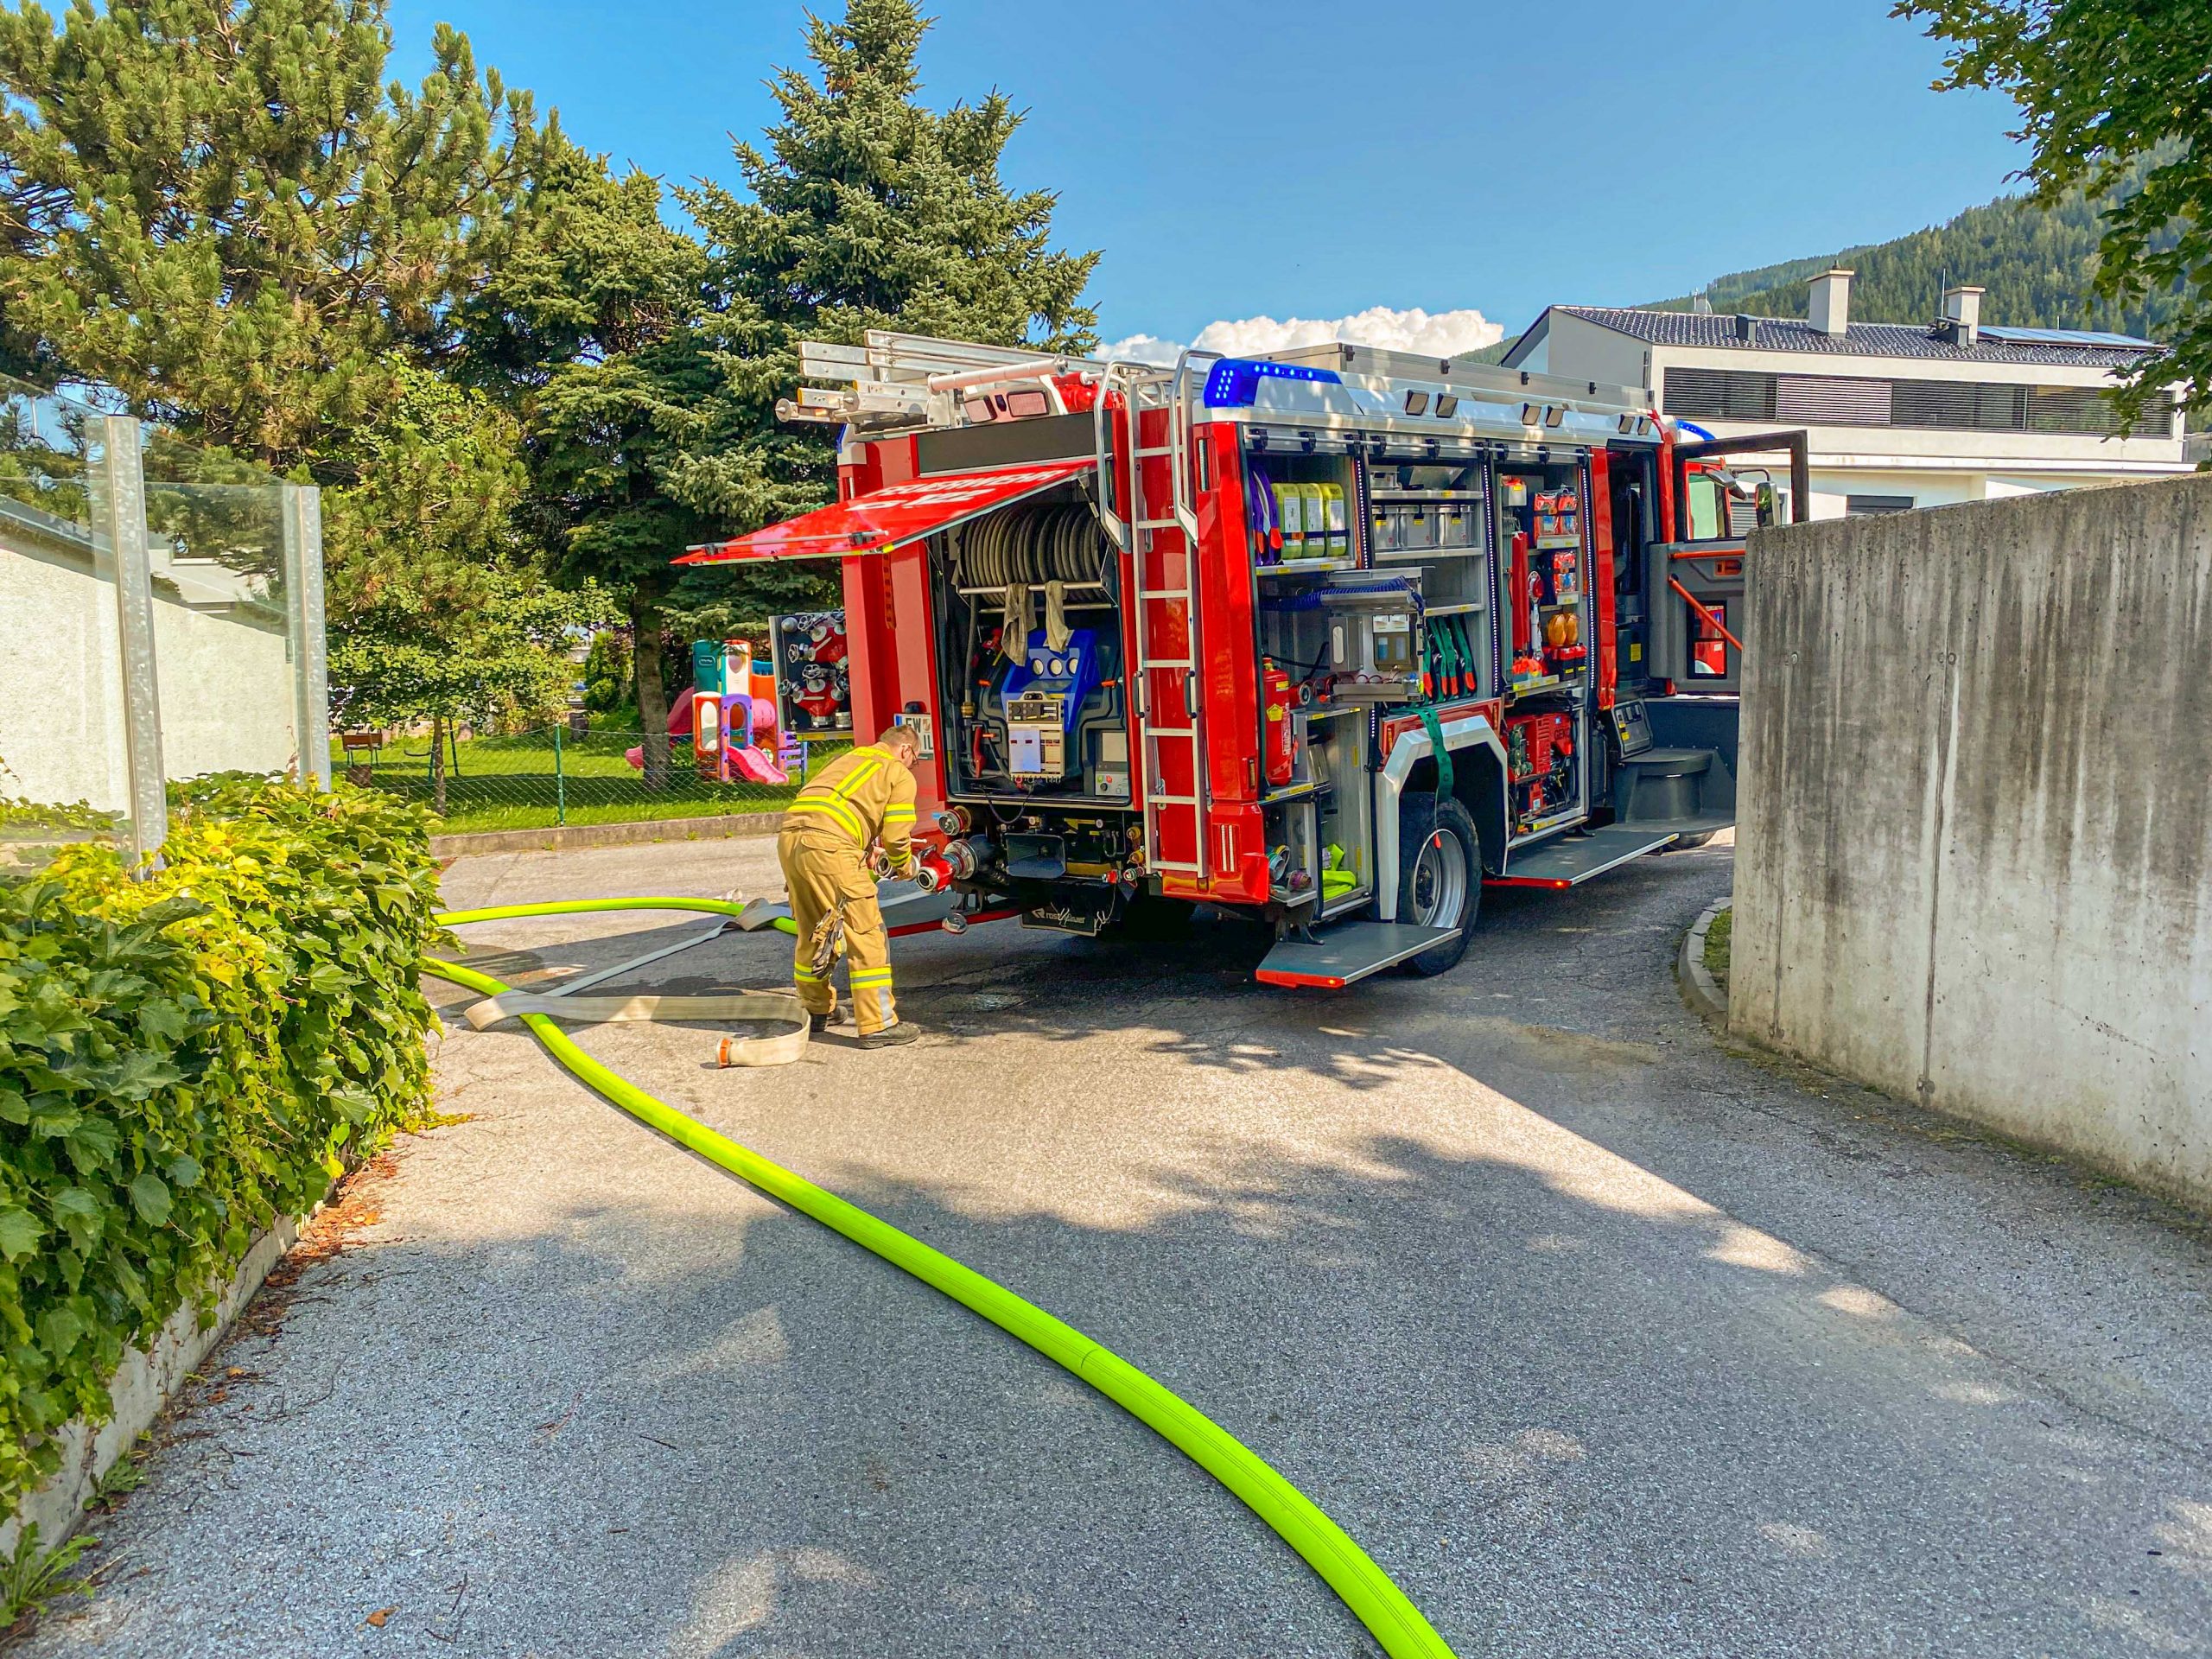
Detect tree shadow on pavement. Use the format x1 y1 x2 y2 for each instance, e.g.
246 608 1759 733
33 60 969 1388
42 1078 2209 1659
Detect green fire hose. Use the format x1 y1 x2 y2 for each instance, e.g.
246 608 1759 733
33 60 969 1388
422 897 1454 1658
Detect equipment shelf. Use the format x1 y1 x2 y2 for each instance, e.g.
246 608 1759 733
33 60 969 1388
1370 488 1486 502
1257 558 1357 576
1424 601 1484 616
1376 546 1482 562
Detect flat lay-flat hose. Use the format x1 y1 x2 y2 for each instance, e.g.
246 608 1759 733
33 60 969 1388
422 897 1454 1659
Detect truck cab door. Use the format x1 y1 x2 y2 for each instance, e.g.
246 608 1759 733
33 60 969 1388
1645 429 1808 696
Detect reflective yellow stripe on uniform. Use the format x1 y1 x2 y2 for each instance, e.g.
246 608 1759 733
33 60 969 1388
791 793 869 843
826 755 883 798
849 969 893 987
792 753 884 845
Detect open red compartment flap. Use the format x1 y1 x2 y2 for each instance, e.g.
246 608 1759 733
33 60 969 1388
678 457 1096 564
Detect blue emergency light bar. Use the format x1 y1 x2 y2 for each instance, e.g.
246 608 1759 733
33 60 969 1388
1202 358 1344 408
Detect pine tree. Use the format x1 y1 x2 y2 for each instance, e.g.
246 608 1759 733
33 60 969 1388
670 0 1097 547
0 0 541 471
679 0 1099 352
671 0 1100 543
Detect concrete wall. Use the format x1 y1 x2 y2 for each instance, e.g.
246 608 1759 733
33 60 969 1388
1732 474 2212 1206
1 532 296 808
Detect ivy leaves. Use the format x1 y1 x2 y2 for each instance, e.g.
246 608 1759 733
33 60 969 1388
0 777 440 1509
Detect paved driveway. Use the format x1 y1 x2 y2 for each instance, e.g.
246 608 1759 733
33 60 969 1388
29 835 2212 1657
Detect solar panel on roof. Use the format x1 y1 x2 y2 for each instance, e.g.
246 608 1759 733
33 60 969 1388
1978 325 2152 348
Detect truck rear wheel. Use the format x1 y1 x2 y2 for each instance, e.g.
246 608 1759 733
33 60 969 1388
1398 794 1480 976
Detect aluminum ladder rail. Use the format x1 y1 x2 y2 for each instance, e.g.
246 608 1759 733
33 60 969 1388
1095 354 1208 879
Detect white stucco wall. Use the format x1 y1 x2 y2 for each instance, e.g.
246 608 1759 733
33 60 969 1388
1 533 296 810
0 539 131 808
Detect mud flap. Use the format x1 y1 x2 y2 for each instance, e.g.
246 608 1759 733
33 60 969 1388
1020 887 1120 936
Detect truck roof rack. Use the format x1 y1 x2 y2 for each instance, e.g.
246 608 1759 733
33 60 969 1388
785 330 1108 430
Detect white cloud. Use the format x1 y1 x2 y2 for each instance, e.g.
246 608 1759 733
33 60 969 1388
1096 332 1185 366
1103 305 1504 366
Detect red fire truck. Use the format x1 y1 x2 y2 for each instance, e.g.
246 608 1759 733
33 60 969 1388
682 333 1801 988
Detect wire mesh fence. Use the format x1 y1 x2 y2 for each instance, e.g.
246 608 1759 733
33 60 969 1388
336 723 847 835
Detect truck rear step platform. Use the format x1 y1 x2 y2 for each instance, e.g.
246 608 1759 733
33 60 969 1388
1255 922 1457 989
1488 824 1681 889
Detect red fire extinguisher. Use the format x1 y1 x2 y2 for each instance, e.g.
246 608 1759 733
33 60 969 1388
1689 601 1731 678
1262 658 1295 786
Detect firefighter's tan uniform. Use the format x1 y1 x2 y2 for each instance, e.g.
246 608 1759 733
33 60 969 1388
776 741 918 1036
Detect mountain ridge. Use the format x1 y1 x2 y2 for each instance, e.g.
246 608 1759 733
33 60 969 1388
1477 159 2186 363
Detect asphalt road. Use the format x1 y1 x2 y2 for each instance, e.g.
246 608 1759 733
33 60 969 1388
30 834 2212 1657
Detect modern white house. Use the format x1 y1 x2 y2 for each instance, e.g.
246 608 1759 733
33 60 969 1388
1503 270 2190 518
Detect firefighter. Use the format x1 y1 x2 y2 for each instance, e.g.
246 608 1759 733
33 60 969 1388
777 722 924 1047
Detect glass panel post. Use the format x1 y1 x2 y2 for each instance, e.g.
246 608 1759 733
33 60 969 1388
93 415 168 866
282 483 331 788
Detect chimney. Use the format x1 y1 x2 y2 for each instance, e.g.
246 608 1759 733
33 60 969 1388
1734 313 1760 345
1808 268 1854 337
1942 283 1984 346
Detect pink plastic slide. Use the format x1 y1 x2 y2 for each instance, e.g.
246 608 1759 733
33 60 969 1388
625 697 697 770
727 698 789 784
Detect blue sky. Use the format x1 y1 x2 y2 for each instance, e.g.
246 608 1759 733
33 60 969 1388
391 0 2025 354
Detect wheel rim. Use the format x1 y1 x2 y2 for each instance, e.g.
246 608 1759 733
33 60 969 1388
1410 826 1467 929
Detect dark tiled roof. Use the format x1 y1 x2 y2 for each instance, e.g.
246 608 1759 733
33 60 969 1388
1552 306 2161 369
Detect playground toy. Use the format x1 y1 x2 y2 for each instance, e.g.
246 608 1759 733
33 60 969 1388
692 639 797 785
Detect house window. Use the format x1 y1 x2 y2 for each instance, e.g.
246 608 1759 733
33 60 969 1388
1891 379 2026 431
1776 374 1893 425
1845 494 1916 517
1662 367 1777 422
1664 364 2171 438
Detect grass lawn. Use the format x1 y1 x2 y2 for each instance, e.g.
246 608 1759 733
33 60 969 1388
335 728 847 835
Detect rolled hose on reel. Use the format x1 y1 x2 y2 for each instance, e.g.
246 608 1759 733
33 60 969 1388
421 896 1456 1659
957 501 1111 589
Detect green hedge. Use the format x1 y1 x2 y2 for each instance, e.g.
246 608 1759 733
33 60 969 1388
0 779 443 1510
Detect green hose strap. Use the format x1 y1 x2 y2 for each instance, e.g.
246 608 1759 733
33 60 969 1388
423 899 1454 1658
1417 705 1453 801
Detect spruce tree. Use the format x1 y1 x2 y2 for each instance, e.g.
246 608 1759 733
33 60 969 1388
0 0 540 470
671 0 1100 537
470 0 1101 772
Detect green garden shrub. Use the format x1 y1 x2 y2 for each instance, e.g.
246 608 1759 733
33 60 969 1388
0 779 442 1511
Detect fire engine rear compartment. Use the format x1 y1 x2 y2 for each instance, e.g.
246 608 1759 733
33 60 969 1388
925 477 1133 810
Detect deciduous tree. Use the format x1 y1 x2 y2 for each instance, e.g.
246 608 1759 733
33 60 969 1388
1897 0 2212 418
323 365 605 810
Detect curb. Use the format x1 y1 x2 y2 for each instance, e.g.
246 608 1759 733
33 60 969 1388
430 811 783 860
1678 897 1731 1028
0 1178 338 1560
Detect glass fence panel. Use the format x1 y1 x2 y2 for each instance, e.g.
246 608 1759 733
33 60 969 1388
0 373 131 844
